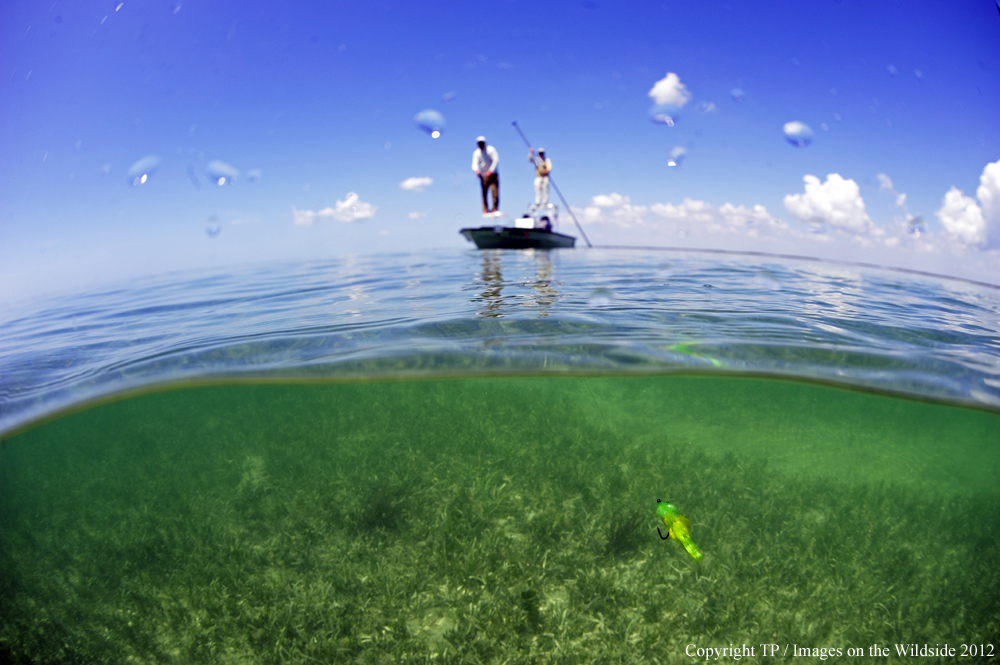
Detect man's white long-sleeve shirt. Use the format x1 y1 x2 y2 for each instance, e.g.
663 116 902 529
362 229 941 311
472 145 500 174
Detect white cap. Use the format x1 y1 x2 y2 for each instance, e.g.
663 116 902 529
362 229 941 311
476 136 486 143
538 147 545 152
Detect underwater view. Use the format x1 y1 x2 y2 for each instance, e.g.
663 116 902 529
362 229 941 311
1 376 998 663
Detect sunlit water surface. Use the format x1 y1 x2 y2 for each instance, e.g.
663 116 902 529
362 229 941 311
3 248 999 436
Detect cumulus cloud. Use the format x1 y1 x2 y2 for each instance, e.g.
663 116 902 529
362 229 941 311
648 72 691 107
559 180 1000 283
650 200 787 236
399 176 433 192
582 193 648 226
936 159 1000 248
937 188 986 245
783 174 873 234
292 192 376 225
578 193 786 239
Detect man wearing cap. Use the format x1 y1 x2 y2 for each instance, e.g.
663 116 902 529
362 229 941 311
472 136 500 213
529 147 552 207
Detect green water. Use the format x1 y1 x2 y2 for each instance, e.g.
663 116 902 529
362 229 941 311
1 376 997 663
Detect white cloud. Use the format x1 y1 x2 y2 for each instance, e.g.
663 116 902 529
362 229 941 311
399 176 433 192
783 174 873 234
877 172 911 214
578 193 786 240
292 192 376 225
292 207 317 226
650 200 787 236
648 72 691 107
408 212 426 219
937 159 1000 248
558 185 999 283
936 187 986 246
582 193 648 226
980 160 1000 244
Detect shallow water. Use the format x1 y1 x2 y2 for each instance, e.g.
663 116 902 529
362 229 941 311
1 249 999 662
3 249 1000 438
0 376 997 663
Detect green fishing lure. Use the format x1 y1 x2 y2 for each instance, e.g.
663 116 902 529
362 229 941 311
656 499 703 561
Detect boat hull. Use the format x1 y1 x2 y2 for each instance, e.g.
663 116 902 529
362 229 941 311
460 226 576 249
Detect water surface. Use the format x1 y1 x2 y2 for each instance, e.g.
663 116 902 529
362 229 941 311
3 249 999 437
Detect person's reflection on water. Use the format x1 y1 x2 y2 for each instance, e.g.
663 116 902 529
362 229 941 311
527 250 558 317
472 250 560 319
476 250 505 318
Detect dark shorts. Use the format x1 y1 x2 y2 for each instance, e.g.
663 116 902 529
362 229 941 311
480 172 499 211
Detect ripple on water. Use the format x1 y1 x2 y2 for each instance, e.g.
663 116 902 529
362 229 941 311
1 249 999 435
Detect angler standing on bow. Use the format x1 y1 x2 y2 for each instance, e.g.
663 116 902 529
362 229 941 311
472 136 500 214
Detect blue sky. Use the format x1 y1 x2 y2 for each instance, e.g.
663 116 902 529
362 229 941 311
2 0 999 300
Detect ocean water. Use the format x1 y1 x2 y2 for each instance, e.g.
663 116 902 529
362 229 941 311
1 249 999 663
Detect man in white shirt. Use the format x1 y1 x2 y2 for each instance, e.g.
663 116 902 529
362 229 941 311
529 147 552 206
472 136 500 213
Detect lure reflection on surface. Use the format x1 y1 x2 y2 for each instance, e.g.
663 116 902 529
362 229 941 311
656 499 703 561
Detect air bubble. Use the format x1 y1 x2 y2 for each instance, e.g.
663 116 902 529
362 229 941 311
753 273 781 291
414 109 445 138
205 216 221 238
667 146 687 168
588 288 614 307
185 165 200 188
730 88 744 102
207 160 239 185
648 104 680 126
246 169 262 183
127 155 161 186
783 121 814 147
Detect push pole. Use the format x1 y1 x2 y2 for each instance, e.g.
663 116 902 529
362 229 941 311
511 121 592 248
